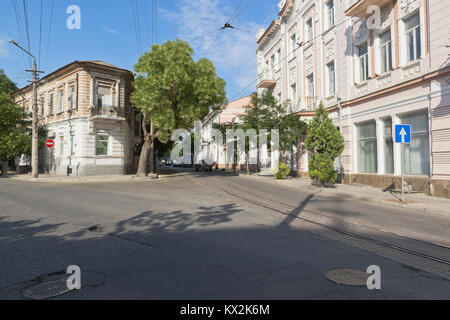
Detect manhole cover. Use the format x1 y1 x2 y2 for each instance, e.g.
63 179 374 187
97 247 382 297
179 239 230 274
22 278 73 300
324 268 369 286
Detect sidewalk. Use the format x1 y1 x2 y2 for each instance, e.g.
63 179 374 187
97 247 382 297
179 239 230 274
242 174 450 218
1 170 180 183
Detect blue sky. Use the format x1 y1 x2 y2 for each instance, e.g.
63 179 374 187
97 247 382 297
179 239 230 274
0 0 279 100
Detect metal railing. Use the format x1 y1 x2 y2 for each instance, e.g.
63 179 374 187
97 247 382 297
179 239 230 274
90 105 124 118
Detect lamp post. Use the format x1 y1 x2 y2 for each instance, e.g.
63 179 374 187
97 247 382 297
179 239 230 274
9 39 44 178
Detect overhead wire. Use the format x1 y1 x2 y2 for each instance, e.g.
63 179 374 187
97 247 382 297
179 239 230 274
38 0 43 70
43 0 55 72
22 0 32 66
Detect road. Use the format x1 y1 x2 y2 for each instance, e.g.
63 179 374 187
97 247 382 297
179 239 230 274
0 170 449 299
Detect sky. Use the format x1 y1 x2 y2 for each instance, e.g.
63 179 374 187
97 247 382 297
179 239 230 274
0 0 279 101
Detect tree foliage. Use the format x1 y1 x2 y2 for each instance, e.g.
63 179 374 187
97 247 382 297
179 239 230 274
0 92 31 166
132 40 226 143
131 40 226 176
305 103 344 185
0 69 17 94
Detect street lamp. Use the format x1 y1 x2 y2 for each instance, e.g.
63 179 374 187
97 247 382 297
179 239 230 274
9 39 44 178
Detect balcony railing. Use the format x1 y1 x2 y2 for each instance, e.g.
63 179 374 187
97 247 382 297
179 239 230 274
257 69 277 89
90 105 124 118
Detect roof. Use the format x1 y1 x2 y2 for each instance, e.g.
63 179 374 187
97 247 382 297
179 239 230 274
12 60 133 96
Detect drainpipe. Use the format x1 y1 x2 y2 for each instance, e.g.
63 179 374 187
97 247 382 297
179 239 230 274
337 96 343 183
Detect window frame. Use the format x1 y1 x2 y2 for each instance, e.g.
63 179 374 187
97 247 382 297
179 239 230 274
326 61 336 96
357 121 378 174
95 134 110 156
379 29 393 73
326 0 335 30
357 43 369 83
405 12 421 63
59 89 64 112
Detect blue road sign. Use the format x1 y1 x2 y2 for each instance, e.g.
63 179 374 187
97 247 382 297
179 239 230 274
395 124 411 144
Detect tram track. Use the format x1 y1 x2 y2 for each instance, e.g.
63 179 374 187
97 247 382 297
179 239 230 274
192 174 450 278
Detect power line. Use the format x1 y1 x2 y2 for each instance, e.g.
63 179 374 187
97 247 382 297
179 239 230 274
22 0 32 67
43 0 55 72
130 0 142 56
38 0 43 70
229 0 254 23
11 0 28 68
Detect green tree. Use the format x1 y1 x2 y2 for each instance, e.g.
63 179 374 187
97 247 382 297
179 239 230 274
240 90 306 173
0 92 31 176
305 103 344 185
131 40 226 176
0 69 18 94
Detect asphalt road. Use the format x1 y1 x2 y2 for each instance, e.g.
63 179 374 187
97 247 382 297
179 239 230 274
0 170 449 299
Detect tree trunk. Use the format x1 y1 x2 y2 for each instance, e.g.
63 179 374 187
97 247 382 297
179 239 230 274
246 152 249 175
136 138 151 177
0 160 8 177
136 113 157 177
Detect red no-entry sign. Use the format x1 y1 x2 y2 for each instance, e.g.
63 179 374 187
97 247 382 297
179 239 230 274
45 139 55 149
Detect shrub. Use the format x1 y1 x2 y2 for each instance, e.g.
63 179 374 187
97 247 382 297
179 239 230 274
308 154 337 185
274 162 290 180
305 103 344 185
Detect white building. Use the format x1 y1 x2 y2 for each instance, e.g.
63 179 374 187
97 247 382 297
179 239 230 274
256 0 450 197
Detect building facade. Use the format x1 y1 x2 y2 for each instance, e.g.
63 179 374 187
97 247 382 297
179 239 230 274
12 61 140 176
201 95 253 169
256 0 450 197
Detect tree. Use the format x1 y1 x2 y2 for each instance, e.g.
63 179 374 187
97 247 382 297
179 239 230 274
0 93 31 176
131 40 226 176
0 69 18 94
240 90 306 173
305 103 344 185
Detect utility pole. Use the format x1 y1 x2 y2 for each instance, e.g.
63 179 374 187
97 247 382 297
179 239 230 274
9 40 44 178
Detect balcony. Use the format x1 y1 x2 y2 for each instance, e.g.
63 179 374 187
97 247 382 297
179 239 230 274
345 0 392 17
90 104 125 119
257 70 277 89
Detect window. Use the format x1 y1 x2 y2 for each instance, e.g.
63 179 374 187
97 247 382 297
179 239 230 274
276 48 281 68
383 118 394 174
59 135 64 156
306 19 313 42
40 96 44 116
290 34 296 53
326 0 335 29
59 89 64 112
48 93 53 115
96 135 109 156
306 74 314 109
270 55 275 69
401 112 429 175
405 12 421 62
380 29 393 73
70 86 75 109
326 61 336 96
290 83 297 107
357 121 377 173
357 43 369 82
97 86 111 107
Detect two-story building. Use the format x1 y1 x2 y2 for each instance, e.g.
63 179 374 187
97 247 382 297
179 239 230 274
256 0 450 197
12 60 140 176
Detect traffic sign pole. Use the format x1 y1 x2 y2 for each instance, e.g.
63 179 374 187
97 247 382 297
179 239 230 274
401 143 404 203
395 124 411 203
45 139 55 176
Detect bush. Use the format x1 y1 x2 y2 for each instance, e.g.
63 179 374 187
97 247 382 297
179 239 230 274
308 154 337 185
274 162 290 180
305 103 344 185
